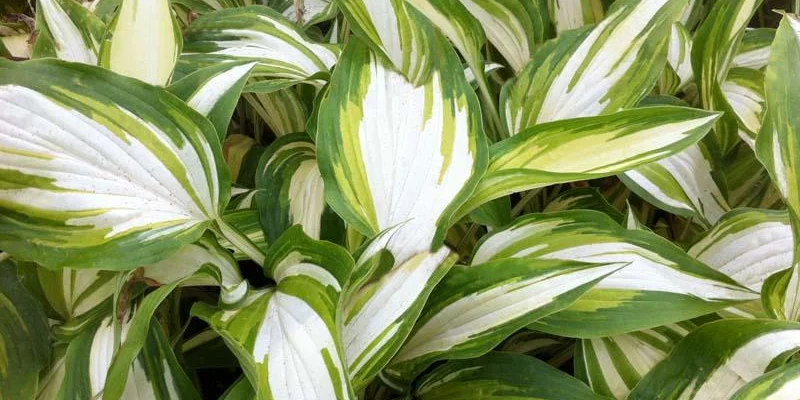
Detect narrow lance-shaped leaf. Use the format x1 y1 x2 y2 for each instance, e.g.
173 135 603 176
179 6 339 85
691 0 763 155
503 0 684 133
223 134 266 188
0 259 50 400
756 15 800 321
457 106 720 219
0 59 227 270
384 258 621 384
629 319 800 400
414 352 608 400
575 322 694 399
168 61 257 141
472 210 757 337
33 0 105 64
543 187 625 223
317 36 487 264
271 0 337 26
620 142 730 228
336 0 436 85
216 210 269 260
37 267 117 321
659 22 693 95
100 0 182 85
457 0 551 74
192 227 354 400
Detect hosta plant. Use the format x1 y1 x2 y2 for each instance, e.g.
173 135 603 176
2 0 800 399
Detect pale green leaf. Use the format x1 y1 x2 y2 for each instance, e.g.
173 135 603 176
100 0 182 85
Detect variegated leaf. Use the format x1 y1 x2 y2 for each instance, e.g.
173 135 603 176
180 6 339 85
756 15 800 321
192 227 354 400
549 0 604 34
723 67 765 149
33 0 105 64
100 0 181 85
629 319 800 400
458 106 720 218
575 322 694 399
543 187 624 223
691 0 763 155
316 37 487 264
337 0 441 86
255 133 338 242
659 22 693 95
168 61 257 140
343 246 456 389
689 208 792 294
37 267 117 321
242 89 308 136
472 210 757 337
620 143 729 227
731 361 800 400
458 0 550 74
733 28 775 70
271 0 337 26
503 0 683 133
218 210 269 261
385 258 621 384
414 352 607 400
726 145 783 209
0 59 228 270
0 259 50 400
37 314 199 400
223 134 266 187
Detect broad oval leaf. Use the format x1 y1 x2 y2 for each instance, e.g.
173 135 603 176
0 59 228 270
316 37 487 264
629 319 800 400
192 227 354 400
472 210 757 337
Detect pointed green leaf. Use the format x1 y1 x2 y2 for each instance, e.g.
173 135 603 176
0 59 228 270
629 319 800 400
733 28 775 70
691 0 763 155
0 259 50 400
414 352 608 400
33 0 105 64
459 106 720 217
458 0 550 74
218 210 269 261
168 61 257 140
385 258 621 384
503 0 683 133
472 210 756 337
544 187 624 223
